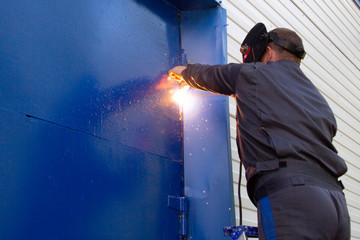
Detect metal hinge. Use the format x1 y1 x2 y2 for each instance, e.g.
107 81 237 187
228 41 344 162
168 195 188 238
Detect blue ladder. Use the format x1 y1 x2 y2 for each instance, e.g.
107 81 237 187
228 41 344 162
223 226 259 239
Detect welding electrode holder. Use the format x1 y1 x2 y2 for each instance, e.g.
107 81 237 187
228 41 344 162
169 71 185 82
169 72 188 90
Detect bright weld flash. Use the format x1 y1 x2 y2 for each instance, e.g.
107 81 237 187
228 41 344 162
173 85 192 108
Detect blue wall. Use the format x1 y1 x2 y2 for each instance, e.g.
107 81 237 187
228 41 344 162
0 0 182 239
0 0 232 239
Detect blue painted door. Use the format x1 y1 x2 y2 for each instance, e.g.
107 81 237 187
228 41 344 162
0 0 183 239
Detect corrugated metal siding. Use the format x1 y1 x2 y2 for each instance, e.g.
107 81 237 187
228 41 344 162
223 0 360 238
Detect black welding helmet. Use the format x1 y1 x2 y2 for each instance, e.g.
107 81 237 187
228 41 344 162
241 23 306 63
240 23 268 63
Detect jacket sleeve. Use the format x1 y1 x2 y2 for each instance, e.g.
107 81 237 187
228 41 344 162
181 63 241 96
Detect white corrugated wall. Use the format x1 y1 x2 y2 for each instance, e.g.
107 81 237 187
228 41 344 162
222 0 360 238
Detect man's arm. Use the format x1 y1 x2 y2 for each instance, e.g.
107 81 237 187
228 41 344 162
169 64 239 95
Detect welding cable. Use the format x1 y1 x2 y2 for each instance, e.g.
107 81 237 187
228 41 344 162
191 94 222 97
238 160 243 225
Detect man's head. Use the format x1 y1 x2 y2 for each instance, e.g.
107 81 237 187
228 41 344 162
261 28 305 65
241 23 306 65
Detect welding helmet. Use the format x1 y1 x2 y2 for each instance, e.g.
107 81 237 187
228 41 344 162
240 23 306 63
240 23 268 63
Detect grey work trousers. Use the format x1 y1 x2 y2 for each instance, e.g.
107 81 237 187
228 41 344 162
255 173 350 240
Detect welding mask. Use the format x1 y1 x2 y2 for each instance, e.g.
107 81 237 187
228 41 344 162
240 23 306 63
240 23 268 63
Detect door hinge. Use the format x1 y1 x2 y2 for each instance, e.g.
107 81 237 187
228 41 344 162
168 195 188 238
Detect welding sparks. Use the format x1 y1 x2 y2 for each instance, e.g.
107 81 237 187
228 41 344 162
172 85 193 121
167 72 197 120
167 73 193 109
172 85 192 108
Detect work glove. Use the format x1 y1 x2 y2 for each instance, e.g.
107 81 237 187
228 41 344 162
168 66 187 83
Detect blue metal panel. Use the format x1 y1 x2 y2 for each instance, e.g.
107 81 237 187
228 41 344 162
0 0 183 239
0 0 181 159
0 109 182 239
181 7 236 239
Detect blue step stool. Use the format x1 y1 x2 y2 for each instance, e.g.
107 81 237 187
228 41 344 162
223 225 259 239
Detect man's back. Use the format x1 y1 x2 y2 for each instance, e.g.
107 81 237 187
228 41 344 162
233 60 348 181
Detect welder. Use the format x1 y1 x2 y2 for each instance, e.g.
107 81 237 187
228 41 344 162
169 23 350 240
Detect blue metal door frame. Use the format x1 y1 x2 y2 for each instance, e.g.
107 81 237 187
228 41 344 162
180 6 236 239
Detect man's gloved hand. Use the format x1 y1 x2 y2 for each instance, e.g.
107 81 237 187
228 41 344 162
168 66 187 83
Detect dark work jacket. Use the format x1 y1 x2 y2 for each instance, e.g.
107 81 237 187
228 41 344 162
182 60 347 191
